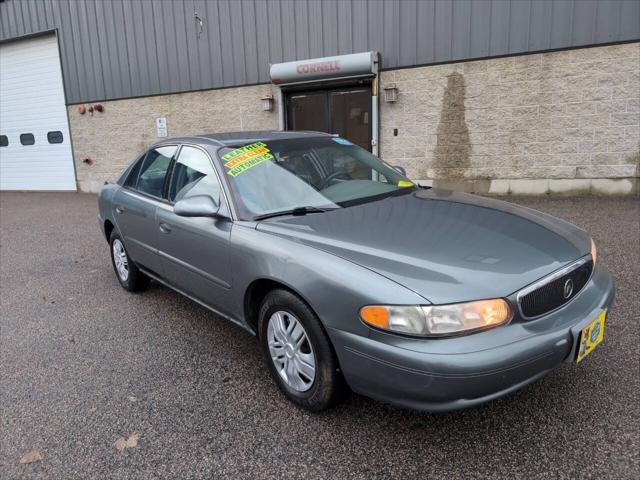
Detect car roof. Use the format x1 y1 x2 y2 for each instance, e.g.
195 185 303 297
154 130 334 148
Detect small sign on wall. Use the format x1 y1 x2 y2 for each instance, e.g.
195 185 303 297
155 117 167 138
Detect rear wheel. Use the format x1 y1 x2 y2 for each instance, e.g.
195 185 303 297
258 289 345 411
109 230 149 292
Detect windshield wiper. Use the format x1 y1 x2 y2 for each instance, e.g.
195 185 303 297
254 206 337 221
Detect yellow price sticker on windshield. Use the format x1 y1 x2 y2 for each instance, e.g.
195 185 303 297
226 153 273 176
222 142 274 176
398 180 414 187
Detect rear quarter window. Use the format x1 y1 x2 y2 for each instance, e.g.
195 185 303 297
121 153 145 187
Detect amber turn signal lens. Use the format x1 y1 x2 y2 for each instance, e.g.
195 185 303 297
360 306 389 329
591 239 597 264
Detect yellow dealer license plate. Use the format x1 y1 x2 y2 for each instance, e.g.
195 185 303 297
576 310 606 363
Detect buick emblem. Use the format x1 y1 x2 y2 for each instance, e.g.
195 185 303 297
563 279 574 299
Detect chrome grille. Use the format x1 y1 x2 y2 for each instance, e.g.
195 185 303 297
518 257 594 319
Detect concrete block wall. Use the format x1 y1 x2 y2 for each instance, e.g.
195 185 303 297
68 85 277 192
68 42 639 195
379 42 640 195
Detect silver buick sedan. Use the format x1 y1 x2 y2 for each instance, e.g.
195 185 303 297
98 131 614 412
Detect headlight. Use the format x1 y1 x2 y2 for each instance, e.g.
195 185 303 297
591 238 597 264
360 299 513 337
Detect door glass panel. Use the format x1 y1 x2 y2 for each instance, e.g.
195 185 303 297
169 146 220 203
123 153 146 187
285 87 372 152
47 131 64 144
136 146 176 197
20 133 35 145
329 89 371 151
286 92 329 133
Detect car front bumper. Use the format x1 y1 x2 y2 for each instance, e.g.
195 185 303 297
329 263 615 412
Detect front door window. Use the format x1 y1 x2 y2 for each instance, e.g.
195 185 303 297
168 146 220 204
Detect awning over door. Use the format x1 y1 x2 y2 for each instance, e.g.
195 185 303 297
270 52 377 86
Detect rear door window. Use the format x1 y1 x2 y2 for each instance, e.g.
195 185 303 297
134 146 177 198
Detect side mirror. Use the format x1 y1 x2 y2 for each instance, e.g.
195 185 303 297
174 195 221 218
392 165 407 176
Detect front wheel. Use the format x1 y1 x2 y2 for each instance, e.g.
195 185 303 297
109 230 149 292
258 289 345 411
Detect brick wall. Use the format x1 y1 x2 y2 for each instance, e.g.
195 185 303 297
68 85 277 192
379 42 640 195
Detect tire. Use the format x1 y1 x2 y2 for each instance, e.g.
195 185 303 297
258 289 345 411
109 230 150 292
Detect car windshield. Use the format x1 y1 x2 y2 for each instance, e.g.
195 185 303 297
217 136 416 219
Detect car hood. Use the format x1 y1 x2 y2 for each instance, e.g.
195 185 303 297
255 189 591 304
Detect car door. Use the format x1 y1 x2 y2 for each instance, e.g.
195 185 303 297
113 145 177 275
156 145 234 314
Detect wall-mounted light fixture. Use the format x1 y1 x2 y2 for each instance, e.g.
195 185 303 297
383 83 398 103
261 94 274 111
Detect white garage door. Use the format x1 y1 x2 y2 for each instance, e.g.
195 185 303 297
0 34 76 190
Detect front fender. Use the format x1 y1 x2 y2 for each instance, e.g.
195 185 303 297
229 223 426 336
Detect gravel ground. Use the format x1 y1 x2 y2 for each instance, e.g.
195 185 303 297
1 192 638 479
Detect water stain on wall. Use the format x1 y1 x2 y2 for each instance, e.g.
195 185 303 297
432 72 471 179
628 152 640 177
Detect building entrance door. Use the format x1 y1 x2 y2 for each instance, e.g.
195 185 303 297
285 86 371 151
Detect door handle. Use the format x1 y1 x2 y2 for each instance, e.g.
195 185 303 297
115 206 125 214
159 222 172 233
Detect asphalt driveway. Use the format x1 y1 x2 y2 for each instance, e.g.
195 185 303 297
1 192 638 479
